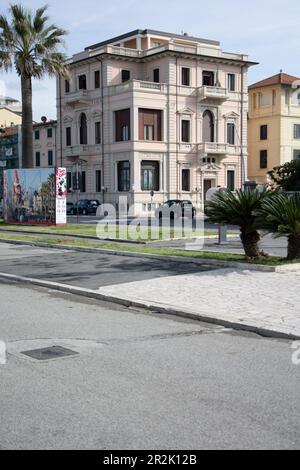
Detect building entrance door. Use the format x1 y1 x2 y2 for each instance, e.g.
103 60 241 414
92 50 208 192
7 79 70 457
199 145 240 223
203 179 216 201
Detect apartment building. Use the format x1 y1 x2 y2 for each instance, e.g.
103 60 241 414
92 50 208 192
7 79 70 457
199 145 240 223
57 29 256 214
248 72 300 183
0 120 57 199
33 120 57 168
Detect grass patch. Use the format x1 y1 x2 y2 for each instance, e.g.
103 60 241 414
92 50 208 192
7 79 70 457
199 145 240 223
0 232 297 266
0 221 238 241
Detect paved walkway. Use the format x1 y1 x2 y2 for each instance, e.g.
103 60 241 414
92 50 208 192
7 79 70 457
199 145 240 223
99 268 300 338
0 242 299 338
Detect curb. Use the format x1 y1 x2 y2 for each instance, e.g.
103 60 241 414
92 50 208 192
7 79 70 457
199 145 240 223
0 237 299 272
0 271 299 341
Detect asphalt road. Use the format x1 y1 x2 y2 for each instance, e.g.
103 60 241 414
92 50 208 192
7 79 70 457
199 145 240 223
0 243 214 289
0 280 299 450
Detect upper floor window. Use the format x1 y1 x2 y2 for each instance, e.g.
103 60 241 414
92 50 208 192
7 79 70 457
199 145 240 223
260 125 268 140
181 120 191 143
66 127 71 146
139 109 162 141
65 80 70 93
285 89 290 105
153 69 160 83
181 68 190 86
294 124 300 139
94 70 100 89
79 113 88 145
34 130 40 140
227 74 236 91
202 71 214 87
95 121 101 144
121 70 131 83
227 123 235 145
115 109 131 142
272 90 276 106
47 128 53 139
78 75 87 90
203 110 214 143
260 150 268 169
253 93 257 109
260 92 271 107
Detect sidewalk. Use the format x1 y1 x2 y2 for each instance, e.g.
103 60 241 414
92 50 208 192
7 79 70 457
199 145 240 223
98 268 300 339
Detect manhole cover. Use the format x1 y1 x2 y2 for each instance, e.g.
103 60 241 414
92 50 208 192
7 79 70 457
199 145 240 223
21 345 79 361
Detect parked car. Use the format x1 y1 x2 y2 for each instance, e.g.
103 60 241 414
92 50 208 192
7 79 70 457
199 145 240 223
66 202 74 215
70 199 101 216
155 200 196 219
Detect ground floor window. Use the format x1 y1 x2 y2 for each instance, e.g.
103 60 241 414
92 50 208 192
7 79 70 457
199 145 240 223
96 170 101 193
48 150 53 167
227 170 235 191
293 149 300 160
80 171 86 193
141 161 159 191
67 172 72 191
118 161 130 192
35 152 40 167
182 169 191 192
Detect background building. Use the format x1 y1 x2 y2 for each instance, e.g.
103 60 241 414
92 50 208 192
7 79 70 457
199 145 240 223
57 29 256 214
0 96 22 129
248 72 300 183
0 119 57 199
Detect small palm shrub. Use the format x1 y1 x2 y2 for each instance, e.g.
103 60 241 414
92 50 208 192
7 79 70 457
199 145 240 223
205 189 271 259
256 192 300 260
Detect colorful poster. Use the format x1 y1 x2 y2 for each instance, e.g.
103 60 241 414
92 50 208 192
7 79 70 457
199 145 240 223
55 167 67 225
3 168 56 225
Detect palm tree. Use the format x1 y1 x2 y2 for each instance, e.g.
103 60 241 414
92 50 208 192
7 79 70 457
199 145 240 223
256 192 300 260
0 4 68 168
205 189 271 259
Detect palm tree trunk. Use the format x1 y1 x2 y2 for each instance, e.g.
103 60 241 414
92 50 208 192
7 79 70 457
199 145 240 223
240 230 261 258
21 76 33 168
287 234 300 260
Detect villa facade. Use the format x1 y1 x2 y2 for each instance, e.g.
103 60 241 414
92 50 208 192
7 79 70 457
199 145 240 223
56 29 256 214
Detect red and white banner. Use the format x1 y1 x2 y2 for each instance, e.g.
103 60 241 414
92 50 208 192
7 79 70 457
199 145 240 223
55 167 67 225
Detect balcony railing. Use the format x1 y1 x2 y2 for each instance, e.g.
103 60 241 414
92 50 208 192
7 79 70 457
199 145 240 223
198 86 229 102
198 142 228 156
107 79 166 96
65 90 90 107
63 145 98 157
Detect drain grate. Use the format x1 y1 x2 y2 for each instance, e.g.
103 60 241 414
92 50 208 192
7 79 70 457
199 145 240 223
21 345 79 361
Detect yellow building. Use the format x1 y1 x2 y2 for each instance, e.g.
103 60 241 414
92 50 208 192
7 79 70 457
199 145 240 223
0 96 22 128
248 72 300 183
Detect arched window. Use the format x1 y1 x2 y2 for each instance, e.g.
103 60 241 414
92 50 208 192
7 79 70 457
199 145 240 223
203 110 214 143
80 113 87 145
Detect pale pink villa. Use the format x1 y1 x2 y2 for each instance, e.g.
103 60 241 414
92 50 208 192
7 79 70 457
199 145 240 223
56 29 257 214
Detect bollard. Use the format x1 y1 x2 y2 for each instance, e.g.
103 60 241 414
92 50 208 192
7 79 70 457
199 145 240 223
218 225 228 244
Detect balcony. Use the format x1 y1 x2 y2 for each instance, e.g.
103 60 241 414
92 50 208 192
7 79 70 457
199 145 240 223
198 142 228 156
63 145 99 158
65 90 90 107
107 79 166 96
198 86 229 102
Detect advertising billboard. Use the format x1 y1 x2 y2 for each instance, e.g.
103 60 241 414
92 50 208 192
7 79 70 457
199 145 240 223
3 168 67 225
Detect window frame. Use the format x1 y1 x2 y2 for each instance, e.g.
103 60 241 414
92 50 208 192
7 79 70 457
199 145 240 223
181 67 191 86
227 122 235 145
260 124 268 141
182 168 191 192
294 124 300 139
181 119 191 143
94 70 100 89
117 161 131 192
78 74 87 90
121 69 131 83
260 150 268 169
227 73 236 92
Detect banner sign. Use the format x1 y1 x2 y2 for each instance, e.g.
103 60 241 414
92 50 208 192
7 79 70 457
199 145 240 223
55 167 67 225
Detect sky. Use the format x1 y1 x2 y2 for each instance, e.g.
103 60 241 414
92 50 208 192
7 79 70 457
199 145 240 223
1 0 300 120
